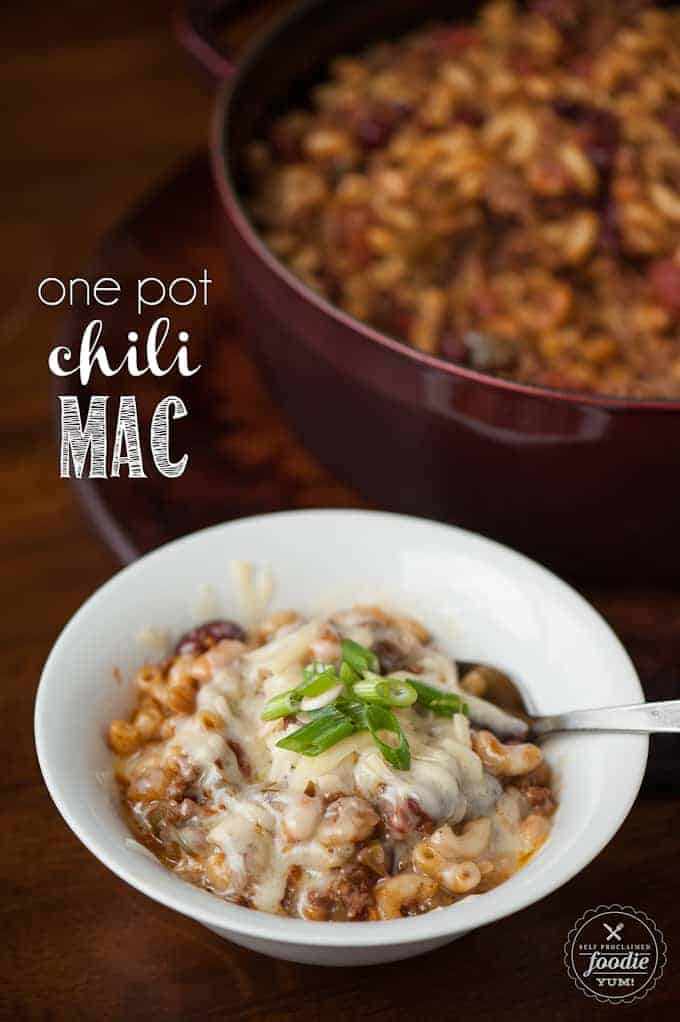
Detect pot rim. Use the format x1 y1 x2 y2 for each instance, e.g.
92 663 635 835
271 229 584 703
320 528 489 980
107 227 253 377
209 0 680 414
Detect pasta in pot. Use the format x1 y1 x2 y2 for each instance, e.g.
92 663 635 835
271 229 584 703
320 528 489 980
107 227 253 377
245 0 680 399
109 603 556 921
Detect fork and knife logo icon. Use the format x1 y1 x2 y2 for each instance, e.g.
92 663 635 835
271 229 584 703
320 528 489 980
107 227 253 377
565 906 666 1003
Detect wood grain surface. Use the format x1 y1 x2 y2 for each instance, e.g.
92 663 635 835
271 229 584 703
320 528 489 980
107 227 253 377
1 3 678 1019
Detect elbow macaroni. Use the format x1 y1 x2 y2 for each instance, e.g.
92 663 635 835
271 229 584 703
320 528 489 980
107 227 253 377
109 603 556 921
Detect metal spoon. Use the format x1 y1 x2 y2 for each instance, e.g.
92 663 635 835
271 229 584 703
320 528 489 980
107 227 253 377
458 662 680 741
516 701 680 741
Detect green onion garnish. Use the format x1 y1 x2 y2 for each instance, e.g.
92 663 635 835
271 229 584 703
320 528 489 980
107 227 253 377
341 638 379 675
353 672 417 708
408 679 469 718
298 665 339 698
260 689 302 721
261 664 340 721
340 660 359 686
364 704 411 770
333 696 369 729
274 696 412 770
263 640 460 771
275 706 354 756
302 661 335 683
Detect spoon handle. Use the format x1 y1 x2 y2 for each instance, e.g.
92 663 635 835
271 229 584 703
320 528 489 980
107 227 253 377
531 700 680 738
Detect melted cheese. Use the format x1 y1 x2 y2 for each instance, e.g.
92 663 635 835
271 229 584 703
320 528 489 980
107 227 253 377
122 607 546 917
171 717 231 772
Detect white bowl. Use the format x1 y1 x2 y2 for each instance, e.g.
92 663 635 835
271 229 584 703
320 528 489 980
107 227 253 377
35 510 647 966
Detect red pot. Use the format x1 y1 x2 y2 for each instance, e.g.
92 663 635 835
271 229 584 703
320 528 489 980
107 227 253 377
177 0 680 583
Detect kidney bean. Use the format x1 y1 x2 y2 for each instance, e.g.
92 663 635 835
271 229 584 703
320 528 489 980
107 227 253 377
335 205 375 266
553 101 619 174
270 123 302 162
577 110 620 173
429 26 480 53
649 259 680 314
456 106 484 128
471 285 500 320
387 797 431 838
355 98 412 150
356 113 395 150
508 47 540 76
538 368 592 391
665 105 680 141
174 620 246 656
599 199 621 253
530 0 583 29
372 639 408 674
553 100 584 121
384 300 413 339
391 99 413 119
440 333 468 364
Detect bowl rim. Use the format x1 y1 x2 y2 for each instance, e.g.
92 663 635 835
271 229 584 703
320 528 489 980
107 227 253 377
209 0 680 414
35 509 648 948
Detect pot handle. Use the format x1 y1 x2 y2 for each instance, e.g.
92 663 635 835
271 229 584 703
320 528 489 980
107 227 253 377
174 0 253 81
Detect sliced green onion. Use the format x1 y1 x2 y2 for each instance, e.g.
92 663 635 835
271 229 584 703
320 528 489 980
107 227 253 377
429 698 469 718
408 679 469 718
341 638 379 675
386 680 418 708
353 671 417 708
262 665 341 720
364 704 411 770
298 665 340 698
261 689 302 721
340 660 360 686
302 661 335 683
276 707 354 756
334 696 368 730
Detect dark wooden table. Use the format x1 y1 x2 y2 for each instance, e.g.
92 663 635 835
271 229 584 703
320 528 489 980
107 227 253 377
1 4 678 1019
